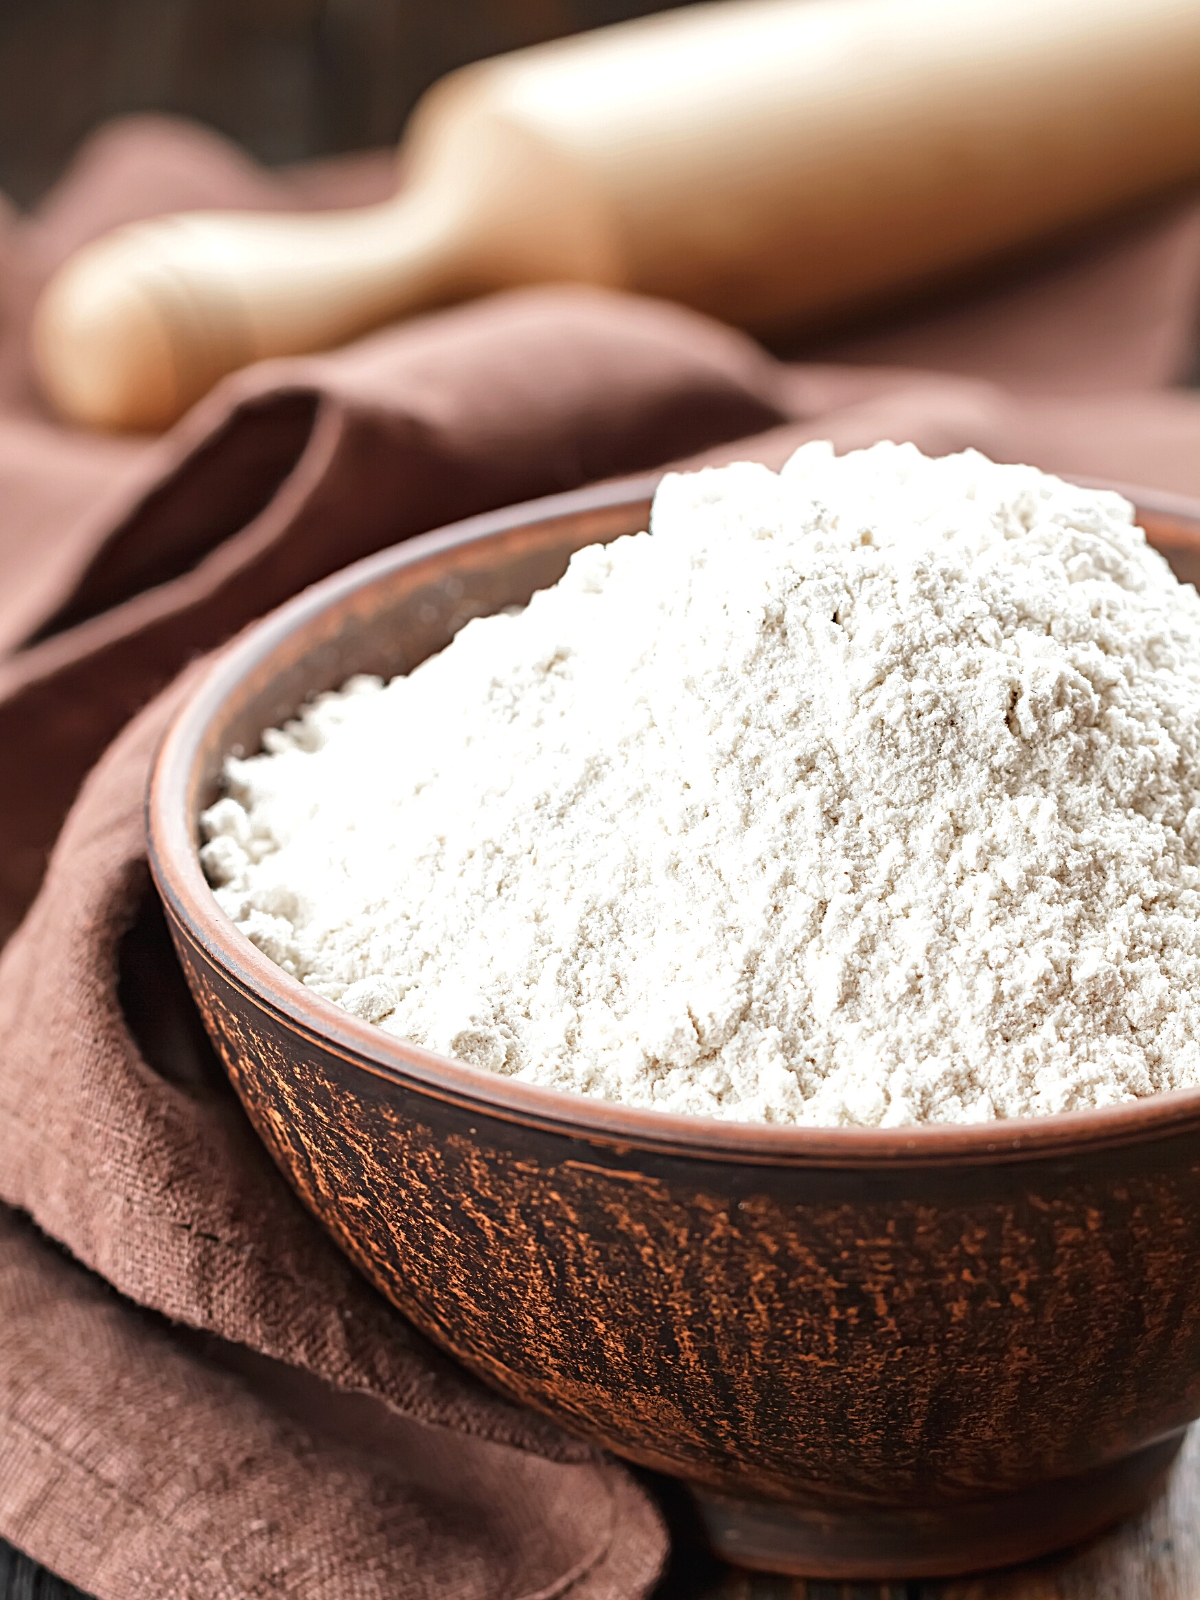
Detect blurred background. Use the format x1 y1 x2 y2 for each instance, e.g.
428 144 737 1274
0 0 697 207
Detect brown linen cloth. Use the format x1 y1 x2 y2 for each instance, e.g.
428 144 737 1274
0 115 1199 1600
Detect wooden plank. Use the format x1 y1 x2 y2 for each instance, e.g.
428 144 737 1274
0 0 697 206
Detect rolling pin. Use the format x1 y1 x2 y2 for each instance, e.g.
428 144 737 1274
33 0 1200 432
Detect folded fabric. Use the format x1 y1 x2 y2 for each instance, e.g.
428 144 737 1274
0 115 1197 1600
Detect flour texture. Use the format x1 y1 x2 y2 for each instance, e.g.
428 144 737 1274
202 443 1200 1126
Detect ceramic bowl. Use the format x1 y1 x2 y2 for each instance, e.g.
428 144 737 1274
148 473 1200 1580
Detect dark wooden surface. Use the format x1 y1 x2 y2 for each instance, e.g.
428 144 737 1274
0 0 698 208
0 1540 91 1600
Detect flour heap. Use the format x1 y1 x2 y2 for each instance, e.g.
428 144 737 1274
201 443 1200 1126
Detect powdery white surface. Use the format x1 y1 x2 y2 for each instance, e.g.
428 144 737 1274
201 443 1200 1127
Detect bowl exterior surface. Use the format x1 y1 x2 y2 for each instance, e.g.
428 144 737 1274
150 477 1200 1567
166 919 1200 1510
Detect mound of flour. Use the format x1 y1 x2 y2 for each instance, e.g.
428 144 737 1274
201 442 1200 1126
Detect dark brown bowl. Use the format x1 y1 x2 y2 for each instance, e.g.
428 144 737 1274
149 473 1200 1580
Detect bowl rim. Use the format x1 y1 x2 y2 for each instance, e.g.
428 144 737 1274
148 469 1200 1169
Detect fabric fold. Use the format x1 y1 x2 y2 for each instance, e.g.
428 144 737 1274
0 1211 664 1600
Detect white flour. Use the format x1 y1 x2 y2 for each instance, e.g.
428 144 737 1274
202 443 1200 1126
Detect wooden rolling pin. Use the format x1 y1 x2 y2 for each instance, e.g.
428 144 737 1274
33 0 1200 432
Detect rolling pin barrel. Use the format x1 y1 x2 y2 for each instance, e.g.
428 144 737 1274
32 0 1200 431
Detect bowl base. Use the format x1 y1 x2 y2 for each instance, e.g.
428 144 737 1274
691 1428 1186 1579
